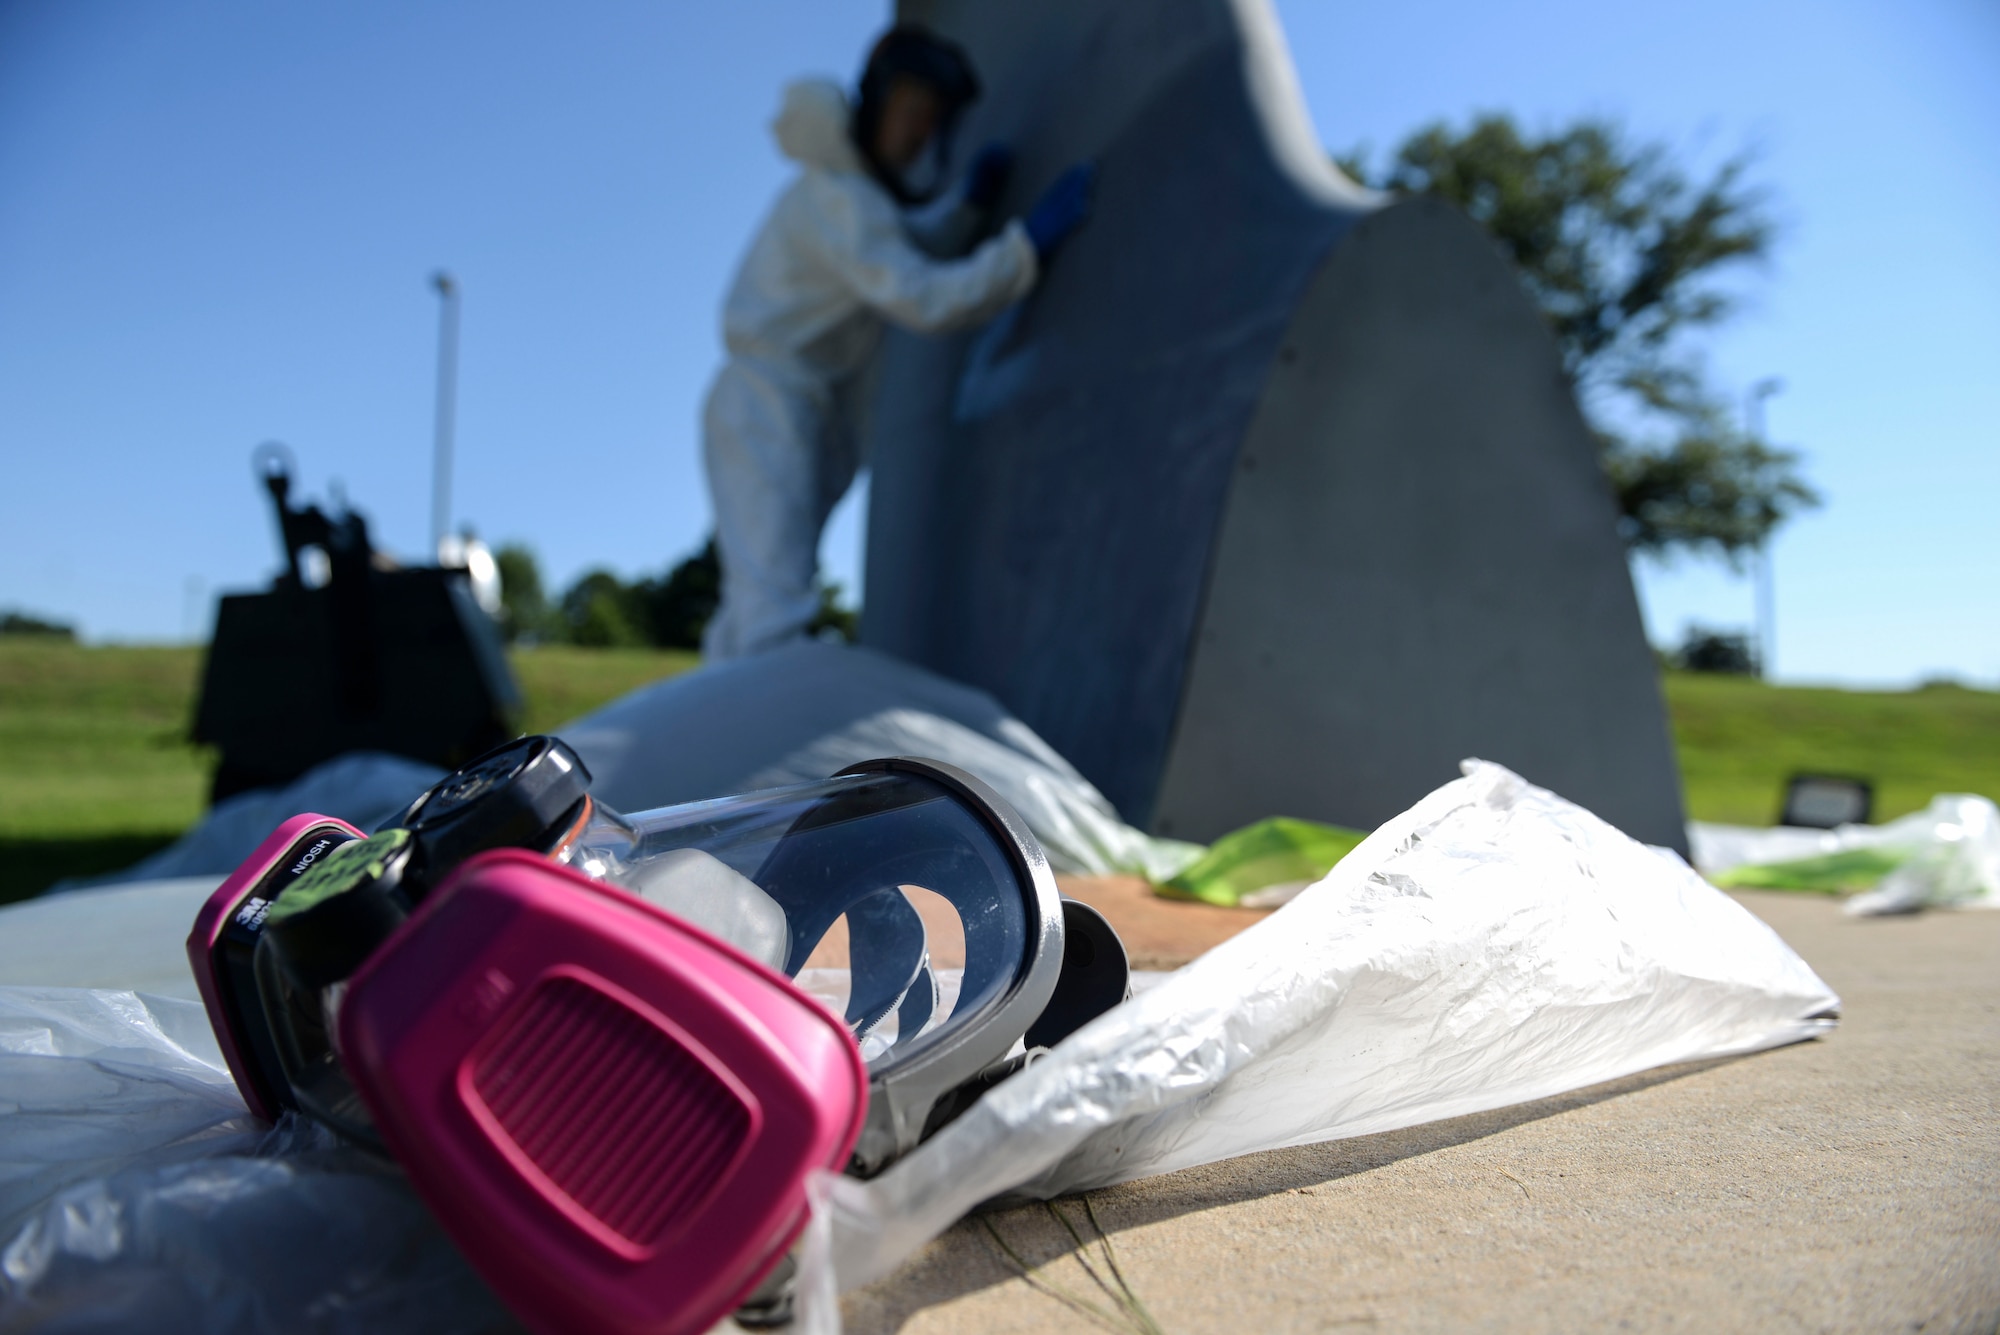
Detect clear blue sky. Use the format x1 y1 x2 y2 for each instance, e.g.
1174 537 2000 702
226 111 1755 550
2 0 1994 686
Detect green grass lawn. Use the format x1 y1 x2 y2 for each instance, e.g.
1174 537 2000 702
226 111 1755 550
2 639 1995 903
0 640 697 903
1662 673 2000 826
0 640 211 898
509 643 699 734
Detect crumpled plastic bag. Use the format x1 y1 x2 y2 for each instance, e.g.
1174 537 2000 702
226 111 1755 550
795 760 1840 1330
1690 794 2000 915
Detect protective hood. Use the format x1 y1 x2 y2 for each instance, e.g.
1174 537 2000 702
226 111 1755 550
772 78 862 174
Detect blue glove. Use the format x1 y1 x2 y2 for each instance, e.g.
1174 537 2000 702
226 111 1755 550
1023 163 1095 263
964 143 1014 211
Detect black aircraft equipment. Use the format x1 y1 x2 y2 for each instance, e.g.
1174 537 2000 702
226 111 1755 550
192 444 521 803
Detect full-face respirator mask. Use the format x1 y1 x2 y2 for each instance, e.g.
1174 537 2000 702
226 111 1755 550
188 736 1130 1335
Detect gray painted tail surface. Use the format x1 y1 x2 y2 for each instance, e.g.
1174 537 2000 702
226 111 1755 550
1154 197 1685 848
864 0 1686 851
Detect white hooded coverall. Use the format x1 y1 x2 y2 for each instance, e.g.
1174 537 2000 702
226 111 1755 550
700 78 1039 661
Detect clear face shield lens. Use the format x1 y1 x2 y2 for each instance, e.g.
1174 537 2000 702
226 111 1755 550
561 764 1047 1073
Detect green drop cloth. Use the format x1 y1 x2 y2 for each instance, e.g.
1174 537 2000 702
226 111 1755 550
1710 847 1909 895
1156 816 1368 908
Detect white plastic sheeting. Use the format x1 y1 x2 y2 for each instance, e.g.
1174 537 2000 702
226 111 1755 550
796 760 1839 1329
0 988 511 1334
0 761 1838 1334
563 641 1203 881
0 877 218 999
735 706 1203 882
1691 794 2000 915
54 752 444 890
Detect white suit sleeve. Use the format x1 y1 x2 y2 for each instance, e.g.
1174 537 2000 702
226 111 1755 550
808 176 1039 334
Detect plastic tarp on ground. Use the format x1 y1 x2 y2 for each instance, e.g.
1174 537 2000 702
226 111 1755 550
793 761 1839 1325
52 753 447 892
560 641 1202 881
0 990 513 1334
1691 794 2000 915
0 879 221 1000
1 761 1837 1333
66 642 1200 896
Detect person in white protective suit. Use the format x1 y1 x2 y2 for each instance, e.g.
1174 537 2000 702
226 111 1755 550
700 25 1094 660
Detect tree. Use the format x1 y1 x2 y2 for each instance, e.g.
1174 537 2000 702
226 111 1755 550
1338 116 1818 561
559 570 645 648
807 580 860 643
515 538 860 651
493 543 554 643
628 540 724 650
1674 625 1756 675
0 610 76 639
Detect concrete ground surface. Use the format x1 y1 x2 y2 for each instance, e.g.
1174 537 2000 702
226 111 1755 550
839 889 2000 1334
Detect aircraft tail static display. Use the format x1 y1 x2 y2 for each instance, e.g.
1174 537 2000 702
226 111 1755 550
861 0 1686 852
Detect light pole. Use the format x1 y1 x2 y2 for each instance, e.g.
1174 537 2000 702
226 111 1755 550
431 271 460 561
1747 377 1784 679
